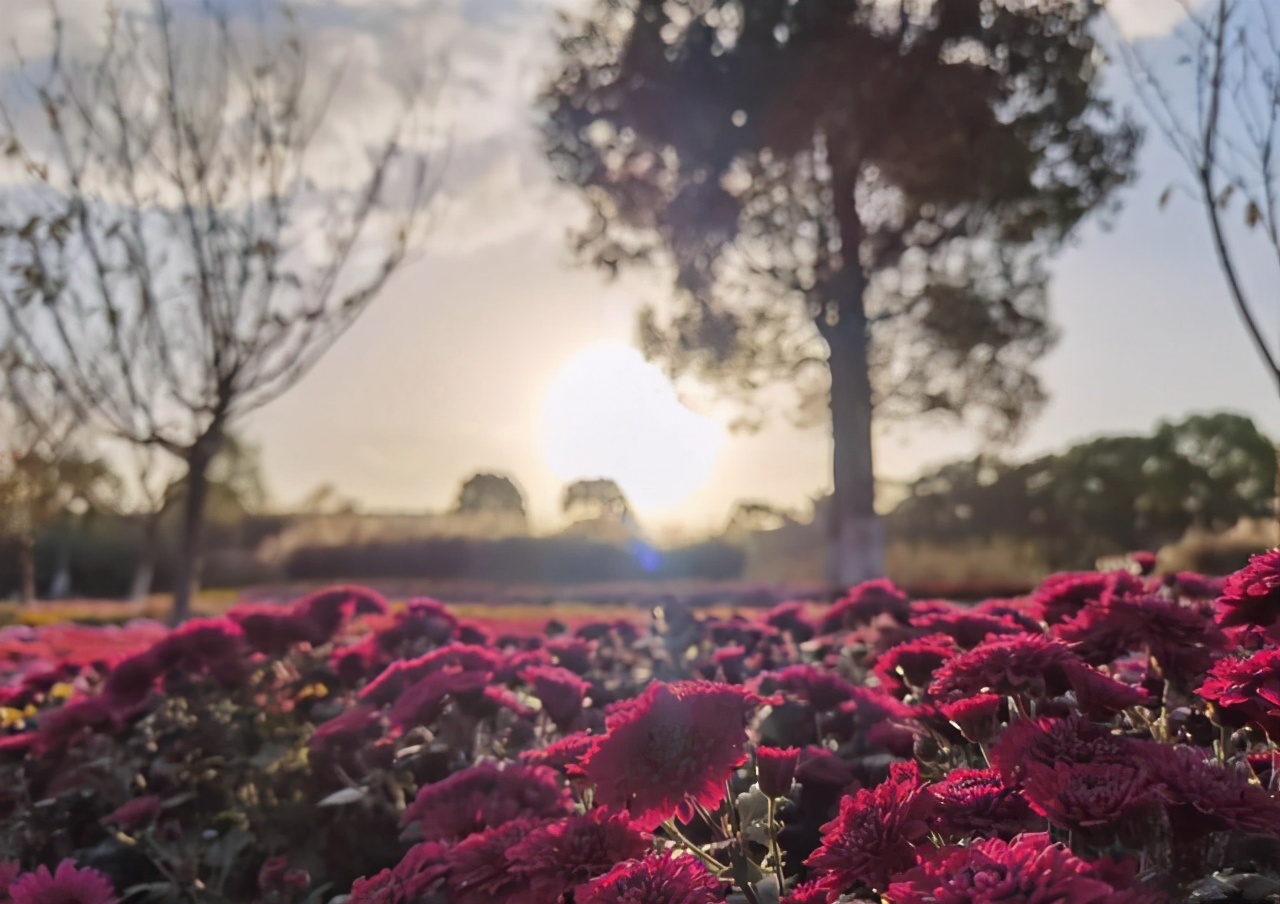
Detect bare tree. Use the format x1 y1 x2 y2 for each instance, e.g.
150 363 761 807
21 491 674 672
1121 0 1280 512
0 1 442 620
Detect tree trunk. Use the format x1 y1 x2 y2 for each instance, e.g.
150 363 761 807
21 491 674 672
824 293 886 590
129 513 160 603
18 537 36 607
169 432 219 624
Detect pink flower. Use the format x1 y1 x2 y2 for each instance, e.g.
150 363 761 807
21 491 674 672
518 732 598 774
929 634 1148 718
872 634 958 695
386 668 491 731
755 746 800 798
820 579 910 633
1020 760 1162 839
883 834 1140 904
805 761 937 895
347 842 450 904
1031 570 1143 624
505 809 652 904
400 761 573 840
522 664 592 730
580 681 767 829
446 819 549 904
576 852 726 904
1149 744 1280 839
930 768 1037 839
1198 647 1280 741
9 861 118 904
1215 549 1280 637
359 644 502 706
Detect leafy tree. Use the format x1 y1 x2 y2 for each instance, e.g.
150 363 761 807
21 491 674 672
889 412 1276 567
1 355 119 603
543 0 1139 585
453 472 527 521
563 478 631 523
0 1 441 620
725 500 790 535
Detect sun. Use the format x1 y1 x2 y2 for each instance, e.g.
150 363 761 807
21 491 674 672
541 343 725 515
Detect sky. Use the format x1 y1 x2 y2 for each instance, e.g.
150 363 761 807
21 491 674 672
6 0 1278 538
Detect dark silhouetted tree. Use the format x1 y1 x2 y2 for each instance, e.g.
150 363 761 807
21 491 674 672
0 1 441 620
543 0 1139 586
563 478 631 523
453 472 527 521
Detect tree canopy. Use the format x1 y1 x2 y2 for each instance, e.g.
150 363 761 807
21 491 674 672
888 412 1276 567
543 0 1139 584
453 473 527 520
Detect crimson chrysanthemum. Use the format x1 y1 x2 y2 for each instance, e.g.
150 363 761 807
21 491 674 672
929 634 1148 718
9 861 118 904
805 761 936 895
988 715 1134 786
1020 760 1162 840
347 843 450 904
1149 744 1280 839
580 681 767 829
873 634 958 696
445 818 549 904
576 853 726 904
1031 570 1143 625
400 761 573 839
505 808 651 904
522 664 592 730
755 746 800 798
883 833 1149 904
820 579 911 633
930 768 1038 839
1198 647 1280 741
1215 548 1280 638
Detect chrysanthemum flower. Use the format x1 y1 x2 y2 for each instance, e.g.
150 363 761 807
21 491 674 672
988 715 1134 786
907 610 1030 650
505 808 651 904
755 746 801 798
882 834 1145 904
930 768 1037 839
102 795 161 832
929 634 1148 718
575 852 726 904
400 761 573 840
1054 592 1226 681
359 644 503 706
347 842 450 904
1215 549 1280 637
1149 744 1280 839
522 664 592 730
759 665 859 711
820 579 910 633
1031 570 1143 625
873 634 959 696
446 818 549 904
1198 647 1280 741
805 761 936 895
9 860 118 904
580 681 767 829
1020 760 1162 839
518 731 597 773
386 667 491 731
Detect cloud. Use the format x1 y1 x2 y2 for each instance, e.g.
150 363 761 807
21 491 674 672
1105 0 1208 41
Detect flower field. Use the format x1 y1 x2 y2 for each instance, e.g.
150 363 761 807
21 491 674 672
0 555 1279 903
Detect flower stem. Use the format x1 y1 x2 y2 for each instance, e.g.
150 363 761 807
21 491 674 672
662 819 727 873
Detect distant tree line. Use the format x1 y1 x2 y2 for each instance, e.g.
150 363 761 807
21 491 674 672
886 412 1275 570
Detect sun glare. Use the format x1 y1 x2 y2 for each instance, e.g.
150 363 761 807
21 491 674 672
541 343 724 515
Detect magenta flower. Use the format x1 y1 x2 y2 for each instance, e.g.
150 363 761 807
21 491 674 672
883 834 1145 904
1215 549 1280 638
580 681 767 829
400 761 572 840
576 853 726 904
9 861 118 904
805 761 937 895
